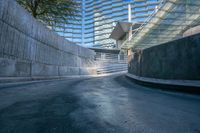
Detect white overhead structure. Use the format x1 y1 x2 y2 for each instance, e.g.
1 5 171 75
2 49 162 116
128 3 132 22
109 22 133 40
121 0 200 50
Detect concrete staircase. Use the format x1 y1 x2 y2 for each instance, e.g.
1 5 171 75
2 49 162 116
95 52 128 75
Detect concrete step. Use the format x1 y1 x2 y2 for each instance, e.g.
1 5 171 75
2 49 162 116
95 60 128 64
97 66 128 70
97 63 128 66
97 65 128 74
97 66 127 70
97 63 127 66
97 69 128 74
95 59 128 62
95 54 128 75
95 57 128 59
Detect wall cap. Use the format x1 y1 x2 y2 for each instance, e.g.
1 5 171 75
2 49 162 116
126 73 200 88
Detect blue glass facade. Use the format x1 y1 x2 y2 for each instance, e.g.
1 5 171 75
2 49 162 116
53 0 83 45
54 0 161 48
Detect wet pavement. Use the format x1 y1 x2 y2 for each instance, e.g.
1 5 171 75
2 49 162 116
0 74 200 133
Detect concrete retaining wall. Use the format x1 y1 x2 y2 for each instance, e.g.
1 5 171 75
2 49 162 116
0 0 96 79
128 33 200 80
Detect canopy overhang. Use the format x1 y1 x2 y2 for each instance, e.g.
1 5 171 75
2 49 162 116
110 22 133 40
121 0 200 50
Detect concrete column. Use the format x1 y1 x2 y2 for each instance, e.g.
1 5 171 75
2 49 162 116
128 3 132 22
128 25 132 41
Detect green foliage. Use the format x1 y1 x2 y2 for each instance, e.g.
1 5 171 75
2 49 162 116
17 0 78 27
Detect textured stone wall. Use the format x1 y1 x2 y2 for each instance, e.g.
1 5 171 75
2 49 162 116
0 0 96 78
128 33 200 80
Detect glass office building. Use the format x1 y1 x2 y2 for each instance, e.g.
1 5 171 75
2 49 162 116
52 0 83 45
54 0 161 48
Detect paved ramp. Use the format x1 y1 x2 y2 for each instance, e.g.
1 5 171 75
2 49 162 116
0 74 200 133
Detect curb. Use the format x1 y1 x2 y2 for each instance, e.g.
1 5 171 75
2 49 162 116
126 73 200 94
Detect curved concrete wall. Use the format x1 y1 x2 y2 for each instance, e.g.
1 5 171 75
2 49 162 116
128 33 200 80
0 0 96 78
